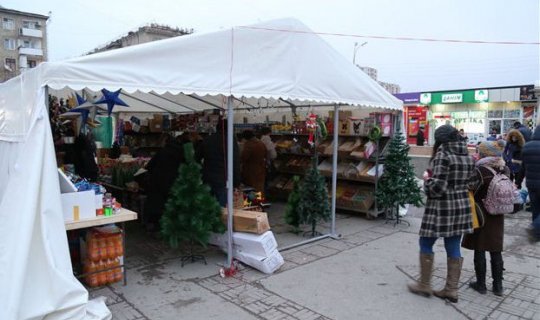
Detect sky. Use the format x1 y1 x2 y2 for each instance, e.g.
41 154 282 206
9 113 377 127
6 0 540 92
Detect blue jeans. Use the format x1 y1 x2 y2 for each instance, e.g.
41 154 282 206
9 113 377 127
420 235 462 258
530 190 540 238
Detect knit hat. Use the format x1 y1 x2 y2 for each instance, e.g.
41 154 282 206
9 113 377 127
478 140 505 158
434 125 459 143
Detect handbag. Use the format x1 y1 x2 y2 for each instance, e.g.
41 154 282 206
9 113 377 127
469 191 485 229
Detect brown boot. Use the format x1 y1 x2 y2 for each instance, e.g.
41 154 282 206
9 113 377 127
407 253 434 297
433 257 463 303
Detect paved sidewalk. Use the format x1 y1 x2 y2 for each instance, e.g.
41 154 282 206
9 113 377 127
91 207 539 320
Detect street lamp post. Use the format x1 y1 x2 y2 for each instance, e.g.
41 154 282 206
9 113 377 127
352 41 368 66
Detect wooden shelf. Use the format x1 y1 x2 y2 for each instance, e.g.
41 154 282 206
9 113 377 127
65 208 138 231
322 174 376 184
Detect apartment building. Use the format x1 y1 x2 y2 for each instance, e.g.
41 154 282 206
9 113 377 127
0 6 48 81
89 24 193 54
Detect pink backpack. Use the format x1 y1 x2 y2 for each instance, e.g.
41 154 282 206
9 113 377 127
482 166 514 215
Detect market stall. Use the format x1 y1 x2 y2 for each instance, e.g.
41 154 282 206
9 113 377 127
0 18 401 319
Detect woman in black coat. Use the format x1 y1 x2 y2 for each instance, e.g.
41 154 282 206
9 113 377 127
522 124 540 241
144 136 185 231
462 140 509 296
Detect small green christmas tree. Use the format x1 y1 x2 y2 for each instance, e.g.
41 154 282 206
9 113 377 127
160 143 225 264
376 131 423 221
284 176 302 233
297 157 331 237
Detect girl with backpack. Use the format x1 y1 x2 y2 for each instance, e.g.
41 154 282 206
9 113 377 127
462 140 510 296
408 125 475 303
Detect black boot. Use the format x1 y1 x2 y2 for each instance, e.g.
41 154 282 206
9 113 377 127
469 251 487 294
491 253 504 296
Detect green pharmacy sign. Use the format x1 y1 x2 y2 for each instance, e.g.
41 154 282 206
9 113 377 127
420 89 490 105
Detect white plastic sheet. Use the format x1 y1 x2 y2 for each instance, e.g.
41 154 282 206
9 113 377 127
0 88 110 319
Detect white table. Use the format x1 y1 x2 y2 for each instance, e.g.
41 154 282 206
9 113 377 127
65 208 138 285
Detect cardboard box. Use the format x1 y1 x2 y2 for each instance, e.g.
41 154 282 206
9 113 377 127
58 169 97 222
348 119 365 135
149 119 163 133
339 120 349 135
329 110 352 120
235 249 284 274
209 230 278 257
222 209 270 234
61 190 96 222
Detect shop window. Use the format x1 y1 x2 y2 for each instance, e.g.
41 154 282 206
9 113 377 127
4 58 16 72
503 119 519 134
504 108 520 119
488 109 503 118
2 18 14 30
3 38 15 50
28 60 37 68
489 120 501 135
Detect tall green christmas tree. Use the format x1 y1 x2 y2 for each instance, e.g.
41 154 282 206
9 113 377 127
284 175 302 233
376 131 423 221
160 142 225 264
297 157 331 237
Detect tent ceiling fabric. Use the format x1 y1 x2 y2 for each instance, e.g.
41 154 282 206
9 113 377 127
42 18 401 108
0 17 401 141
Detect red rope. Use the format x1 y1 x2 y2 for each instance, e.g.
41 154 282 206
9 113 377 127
238 25 540 46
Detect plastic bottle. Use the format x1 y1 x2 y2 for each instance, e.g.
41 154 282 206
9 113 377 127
105 259 115 284
115 232 123 257
98 234 108 261
84 260 98 287
113 258 123 283
97 260 107 286
87 232 100 262
103 193 113 216
106 234 116 259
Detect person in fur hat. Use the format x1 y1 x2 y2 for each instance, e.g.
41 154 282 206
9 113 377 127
462 140 509 296
503 129 525 189
408 125 475 303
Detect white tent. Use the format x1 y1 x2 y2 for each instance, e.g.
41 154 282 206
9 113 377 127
0 18 401 319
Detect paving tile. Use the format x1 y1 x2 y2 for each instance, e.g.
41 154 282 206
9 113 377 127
282 250 319 265
108 301 147 320
299 244 340 258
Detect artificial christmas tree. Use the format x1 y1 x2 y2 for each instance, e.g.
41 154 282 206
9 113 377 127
376 131 423 224
297 157 331 236
294 113 331 237
160 142 226 266
284 175 302 233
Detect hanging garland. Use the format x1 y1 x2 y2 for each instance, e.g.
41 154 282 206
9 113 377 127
368 125 382 141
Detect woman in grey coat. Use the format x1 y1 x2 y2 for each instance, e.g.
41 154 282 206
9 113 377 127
408 125 475 303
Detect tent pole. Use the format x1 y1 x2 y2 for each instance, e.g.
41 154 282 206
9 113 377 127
330 104 339 236
226 96 234 268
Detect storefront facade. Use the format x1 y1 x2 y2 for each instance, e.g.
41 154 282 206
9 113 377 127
395 85 538 145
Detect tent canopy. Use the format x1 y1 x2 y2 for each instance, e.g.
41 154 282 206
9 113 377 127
0 18 401 320
0 18 401 142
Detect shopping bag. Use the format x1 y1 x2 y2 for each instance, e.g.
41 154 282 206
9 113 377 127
469 191 485 229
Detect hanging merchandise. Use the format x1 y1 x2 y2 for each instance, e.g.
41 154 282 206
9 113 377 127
368 125 382 141
305 113 327 146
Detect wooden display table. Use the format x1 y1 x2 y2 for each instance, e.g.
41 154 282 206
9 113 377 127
65 208 138 286
65 208 137 230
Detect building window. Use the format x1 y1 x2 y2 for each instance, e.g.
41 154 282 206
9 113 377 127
2 18 14 30
22 20 40 29
28 60 37 68
5 58 16 72
4 38 16 50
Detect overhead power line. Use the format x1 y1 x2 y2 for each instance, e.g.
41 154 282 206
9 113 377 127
239 26 540 46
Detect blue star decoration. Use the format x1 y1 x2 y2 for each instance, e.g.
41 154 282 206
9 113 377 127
94 89 129 115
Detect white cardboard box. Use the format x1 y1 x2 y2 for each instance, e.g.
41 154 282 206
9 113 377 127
58 169 96 222
209 231 278 257
61 190 96 222
235 249 284 274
